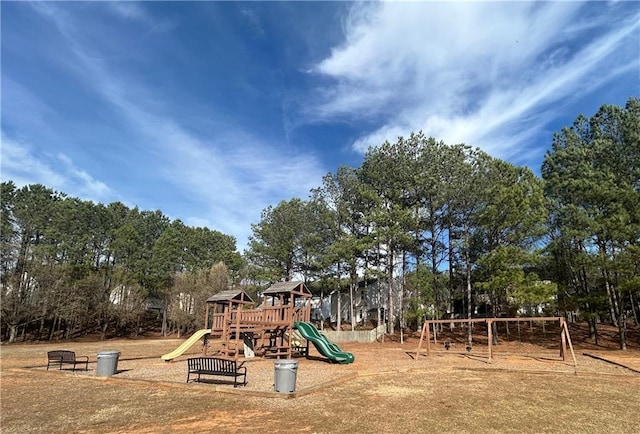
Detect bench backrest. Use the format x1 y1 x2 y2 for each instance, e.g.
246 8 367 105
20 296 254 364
188 357 236 373
48 350 76 362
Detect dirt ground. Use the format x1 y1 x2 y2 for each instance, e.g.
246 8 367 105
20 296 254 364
1 323 639 433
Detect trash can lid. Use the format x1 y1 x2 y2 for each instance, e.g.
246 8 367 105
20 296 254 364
97 350 121 357
274 359 298 366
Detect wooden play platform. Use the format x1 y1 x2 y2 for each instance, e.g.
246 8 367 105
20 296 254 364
204 281 312 360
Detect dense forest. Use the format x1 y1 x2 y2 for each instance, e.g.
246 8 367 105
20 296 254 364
245 98 639 349
0 188 243 342
2 99 638 349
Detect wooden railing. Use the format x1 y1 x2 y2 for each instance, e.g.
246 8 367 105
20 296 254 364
292 305 310 323
235 310 262 324
210 313 225 331
220 303 311 327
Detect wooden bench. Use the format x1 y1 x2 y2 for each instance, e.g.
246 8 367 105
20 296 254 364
47 350 89 371
186 357 247 387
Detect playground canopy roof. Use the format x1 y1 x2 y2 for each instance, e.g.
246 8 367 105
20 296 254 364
205 289 253 304
262 281 312 298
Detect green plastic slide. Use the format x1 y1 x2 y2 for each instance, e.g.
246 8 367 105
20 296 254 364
293 322 354 364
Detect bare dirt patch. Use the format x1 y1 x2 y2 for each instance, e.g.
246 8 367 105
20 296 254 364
2 323 639 433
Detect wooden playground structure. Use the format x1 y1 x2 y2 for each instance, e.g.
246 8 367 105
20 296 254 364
415 317 577 367
204 281 311 360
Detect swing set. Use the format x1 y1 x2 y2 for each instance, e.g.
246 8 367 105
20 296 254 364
415 316 577 367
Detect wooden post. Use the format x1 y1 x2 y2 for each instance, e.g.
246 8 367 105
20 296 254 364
234 302 242 361
562 319 578 368
559 318 567 361
487 319 493 363
416 321 427 359
203 305 209 356
529 319 533 337
287 296 294 359
432 322 437 344
259 298 267 352
426 321 431 356
222 305 230 356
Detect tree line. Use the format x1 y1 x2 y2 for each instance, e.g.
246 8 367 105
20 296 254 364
0 185 242 342
246 98 639 349
2 98 637 348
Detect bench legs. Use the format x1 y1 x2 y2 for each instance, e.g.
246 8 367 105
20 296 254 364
47 359 63 370
46 360 89 371
186 372 202 383
74 359 89 371
187 372 246 387
234 371 247 387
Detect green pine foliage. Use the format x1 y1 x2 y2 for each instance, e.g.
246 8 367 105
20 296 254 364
0 184 242 342
4 99 637 348
246 98 638 350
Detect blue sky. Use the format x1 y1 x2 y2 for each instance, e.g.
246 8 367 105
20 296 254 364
2 1 638 251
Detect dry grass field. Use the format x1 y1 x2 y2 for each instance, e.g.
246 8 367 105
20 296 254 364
1 323 639 433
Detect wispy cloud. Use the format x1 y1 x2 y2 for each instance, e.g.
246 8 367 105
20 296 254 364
311 2 639 161
240 6 265 38
1 77 60 142
103 2 176 34
17 2 325 249
105 2 150 23
6 1 635 252
1 135 115 203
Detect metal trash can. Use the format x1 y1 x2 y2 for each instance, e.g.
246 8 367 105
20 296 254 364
96 350 120 376
274 359 298 393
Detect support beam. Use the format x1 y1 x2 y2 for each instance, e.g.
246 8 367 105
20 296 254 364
487 320 493 363
562 319 578 368
415 321 427 358
415 317 572 367
560 318 567 361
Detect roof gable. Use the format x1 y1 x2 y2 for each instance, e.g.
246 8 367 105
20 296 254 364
262 281 311 297
206 289 253 304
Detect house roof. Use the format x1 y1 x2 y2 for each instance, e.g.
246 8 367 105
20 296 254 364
205 289 253 304
144 297 164 311
262 281 311 297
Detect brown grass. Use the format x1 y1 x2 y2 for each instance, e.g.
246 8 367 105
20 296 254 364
1 324 639 433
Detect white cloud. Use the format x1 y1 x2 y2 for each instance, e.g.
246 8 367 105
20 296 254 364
24 3 326 250
313 1 639 160
106 2 149 22
103 2 176 34
0 135 115 204
56 153 113 201
1 136 64 187
134 116 323 249
241 6 265 37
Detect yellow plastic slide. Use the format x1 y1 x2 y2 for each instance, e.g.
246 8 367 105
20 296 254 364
161 329 211 361
286 330 305 348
